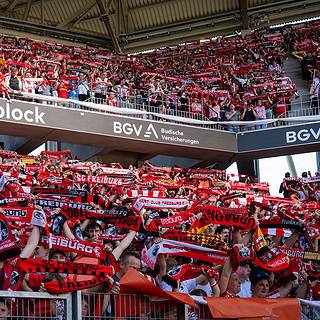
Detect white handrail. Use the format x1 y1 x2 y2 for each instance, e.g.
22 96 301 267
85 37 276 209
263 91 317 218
13 91 320 127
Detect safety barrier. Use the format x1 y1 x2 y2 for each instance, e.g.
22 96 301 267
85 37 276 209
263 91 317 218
0 291 319 320
0 290 73 320
78 292 185 320
300 299 320 320
4 91 320 132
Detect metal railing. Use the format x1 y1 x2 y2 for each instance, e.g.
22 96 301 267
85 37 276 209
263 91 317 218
7 91 320 133
0 291 319 320
0 290 72 320
85 94 219 130
301 299 320 320
79 292 185 320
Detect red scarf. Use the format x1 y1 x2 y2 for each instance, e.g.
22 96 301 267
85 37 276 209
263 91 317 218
60 206 130 222
193 206 255 229
40 234 107 260
44 276 112 293
75 173 133 186
254 247 289 271
163 264 219 288
0 212 21 260
160 229 227 249
17 258 114 277
1 207 33 223
278 247 320 262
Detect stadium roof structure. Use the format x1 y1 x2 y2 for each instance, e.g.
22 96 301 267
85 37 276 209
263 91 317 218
0 0 319 53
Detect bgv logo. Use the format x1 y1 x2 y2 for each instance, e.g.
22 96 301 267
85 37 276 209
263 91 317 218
286 128 320 143
113 121 159 139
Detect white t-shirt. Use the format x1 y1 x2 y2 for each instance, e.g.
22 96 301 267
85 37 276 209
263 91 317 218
179 278 212 296
312 77 320 98
239 280 252 298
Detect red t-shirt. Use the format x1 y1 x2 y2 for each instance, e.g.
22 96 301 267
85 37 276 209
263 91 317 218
57 85 68 99
221 291 239 298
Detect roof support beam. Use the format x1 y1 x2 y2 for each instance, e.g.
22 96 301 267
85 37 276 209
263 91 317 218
119 0 129 34
95 0 122 54
23 0 33 20
58 0 96 28
239 0 249 29
0 0 55 15
5 0 19 14
40 0 44 24
128 0 178 11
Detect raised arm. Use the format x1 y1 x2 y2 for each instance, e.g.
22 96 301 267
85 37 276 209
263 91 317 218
20 226 40 258
112 230 137 261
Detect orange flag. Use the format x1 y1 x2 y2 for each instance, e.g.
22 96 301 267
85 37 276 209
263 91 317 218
120 268 196 307
206 297 301 320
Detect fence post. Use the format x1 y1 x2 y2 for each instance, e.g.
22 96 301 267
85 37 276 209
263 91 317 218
176 303 188 320
71 291 82 320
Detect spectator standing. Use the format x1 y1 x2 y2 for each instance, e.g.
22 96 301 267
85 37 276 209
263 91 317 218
5 67 22 93
225 104 240 133
255 99 267 129
241 104 256 131
279 172 291 198
310 71 320 114
78 74 90 102
68 85 79 109
268 60 282 73
190 98 202 118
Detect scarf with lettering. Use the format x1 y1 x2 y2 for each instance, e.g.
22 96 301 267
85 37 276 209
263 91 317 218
17 258 114 277
103 215 145 232
1 207 33 223
191 205 248 216
278 247 320 261
0 212 21 260
141 240 227 270
0 197 29 207
133 197 189 213
144 210 170 225
35 198 95 210
44 276 113 293
75 173 134 186
147 210 194 228
32 187 88 197
60 206 131 222
160 229 227 250
162 264 220 288
192 206 255 229
259 217 304 231
40 234 107 260
254 247 289 271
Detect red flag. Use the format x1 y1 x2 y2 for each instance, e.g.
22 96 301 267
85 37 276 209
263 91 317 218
206 297 300 319
120 268 196 307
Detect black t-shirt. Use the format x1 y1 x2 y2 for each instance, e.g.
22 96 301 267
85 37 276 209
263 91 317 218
9 77 20 90
243 109 256 121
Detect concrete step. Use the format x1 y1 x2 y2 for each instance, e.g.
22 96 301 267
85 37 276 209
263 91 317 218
284 55 310 96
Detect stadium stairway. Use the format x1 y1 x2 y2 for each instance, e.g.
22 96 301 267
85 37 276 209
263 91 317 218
284 55 310 114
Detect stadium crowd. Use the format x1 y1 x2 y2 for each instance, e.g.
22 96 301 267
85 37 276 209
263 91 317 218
0 149 319 318
2 21 320 130
290 21 320 112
